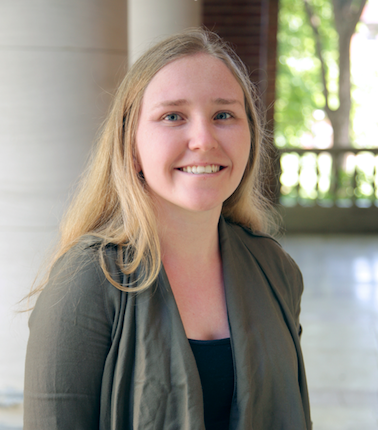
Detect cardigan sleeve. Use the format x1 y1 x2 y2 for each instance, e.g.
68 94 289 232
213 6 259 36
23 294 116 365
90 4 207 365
24 245 118 430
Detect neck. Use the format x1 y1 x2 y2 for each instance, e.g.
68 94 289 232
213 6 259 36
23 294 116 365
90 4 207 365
156 205 222 267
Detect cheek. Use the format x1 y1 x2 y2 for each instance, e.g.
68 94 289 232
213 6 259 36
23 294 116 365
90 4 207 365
133 146 142 173
133 138 143 173
244 142 252 169
234 130 251 168
135 133 165 182
134 126 150 172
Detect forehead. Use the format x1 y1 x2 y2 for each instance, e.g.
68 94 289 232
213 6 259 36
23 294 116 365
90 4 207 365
141 53 245 105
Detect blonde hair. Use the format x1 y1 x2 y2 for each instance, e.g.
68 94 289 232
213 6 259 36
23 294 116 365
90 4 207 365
30 28 277 298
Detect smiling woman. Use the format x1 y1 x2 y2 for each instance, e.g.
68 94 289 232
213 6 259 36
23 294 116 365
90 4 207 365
23 28 312 430
135 53 251 218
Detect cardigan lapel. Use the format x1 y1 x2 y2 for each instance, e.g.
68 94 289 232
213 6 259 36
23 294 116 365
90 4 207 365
130 265 206 430
227 220 312 430
219 217 310 430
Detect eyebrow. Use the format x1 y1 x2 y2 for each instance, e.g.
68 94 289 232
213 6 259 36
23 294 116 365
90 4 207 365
212 98 243 107
152 99 189 110
152 98 243 110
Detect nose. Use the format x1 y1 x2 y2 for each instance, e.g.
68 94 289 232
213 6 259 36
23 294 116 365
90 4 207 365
187 118 218 152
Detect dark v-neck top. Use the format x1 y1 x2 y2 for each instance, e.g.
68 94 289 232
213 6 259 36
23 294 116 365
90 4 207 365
189 338 234 430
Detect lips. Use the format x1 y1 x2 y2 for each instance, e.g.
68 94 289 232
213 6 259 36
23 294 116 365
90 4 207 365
178 165 224 174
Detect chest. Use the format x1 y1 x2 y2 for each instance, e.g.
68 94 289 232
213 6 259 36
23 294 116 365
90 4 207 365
125 257 302 429
164 259 230 340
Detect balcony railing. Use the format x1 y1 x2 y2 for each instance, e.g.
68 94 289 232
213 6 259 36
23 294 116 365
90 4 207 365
278 148 378 208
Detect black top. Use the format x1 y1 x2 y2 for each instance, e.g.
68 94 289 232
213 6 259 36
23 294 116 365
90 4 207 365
189 338 234 430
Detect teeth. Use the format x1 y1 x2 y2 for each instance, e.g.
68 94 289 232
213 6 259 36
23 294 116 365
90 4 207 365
182 165 221 174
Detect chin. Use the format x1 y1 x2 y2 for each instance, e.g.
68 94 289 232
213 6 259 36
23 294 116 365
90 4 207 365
177 198 225 214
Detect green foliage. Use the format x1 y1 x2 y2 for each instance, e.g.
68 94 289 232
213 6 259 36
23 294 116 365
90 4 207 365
275 0 339 147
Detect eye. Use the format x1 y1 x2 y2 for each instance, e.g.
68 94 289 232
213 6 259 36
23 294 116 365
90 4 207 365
163 113 183 121
214 112 232 120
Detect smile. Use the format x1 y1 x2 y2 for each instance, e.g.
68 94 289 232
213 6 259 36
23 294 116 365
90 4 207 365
179 165 223 174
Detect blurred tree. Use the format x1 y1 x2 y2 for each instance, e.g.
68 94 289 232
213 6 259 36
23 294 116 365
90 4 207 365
275 0 367 148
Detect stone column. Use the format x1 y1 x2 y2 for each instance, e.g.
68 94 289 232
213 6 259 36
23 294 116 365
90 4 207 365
0 0 127 411
128 0 202 65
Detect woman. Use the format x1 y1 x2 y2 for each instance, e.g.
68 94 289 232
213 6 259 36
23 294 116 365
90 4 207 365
24 29 312 429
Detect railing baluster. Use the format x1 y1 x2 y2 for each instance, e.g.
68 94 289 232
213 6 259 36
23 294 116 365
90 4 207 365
297 152 301 203
352 153 357 206
375 155 378 204
316 153 320 199
278 148 378 207
331 153 338 203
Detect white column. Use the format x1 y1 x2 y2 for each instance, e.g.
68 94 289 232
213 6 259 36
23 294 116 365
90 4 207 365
128 0 202 65
0 0 127 412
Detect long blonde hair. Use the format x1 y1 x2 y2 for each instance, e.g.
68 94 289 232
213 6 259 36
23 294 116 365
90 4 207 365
31 28 277 298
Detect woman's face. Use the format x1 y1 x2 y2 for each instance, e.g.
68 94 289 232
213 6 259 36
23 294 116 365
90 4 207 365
135 53 251 218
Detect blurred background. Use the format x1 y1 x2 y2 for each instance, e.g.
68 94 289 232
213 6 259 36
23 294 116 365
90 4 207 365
0 0 377 429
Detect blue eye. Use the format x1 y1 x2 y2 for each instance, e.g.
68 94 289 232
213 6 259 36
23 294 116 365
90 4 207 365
164 113 182 121
215 112 231 120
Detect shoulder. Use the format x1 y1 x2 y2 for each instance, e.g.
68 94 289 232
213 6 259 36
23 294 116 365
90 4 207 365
227 219 300 272
30 237 122 329
222 218 304 313
25 239 124 420
237 223 299 268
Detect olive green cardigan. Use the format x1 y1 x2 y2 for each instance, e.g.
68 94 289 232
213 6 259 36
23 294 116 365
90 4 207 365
24 217 312 429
